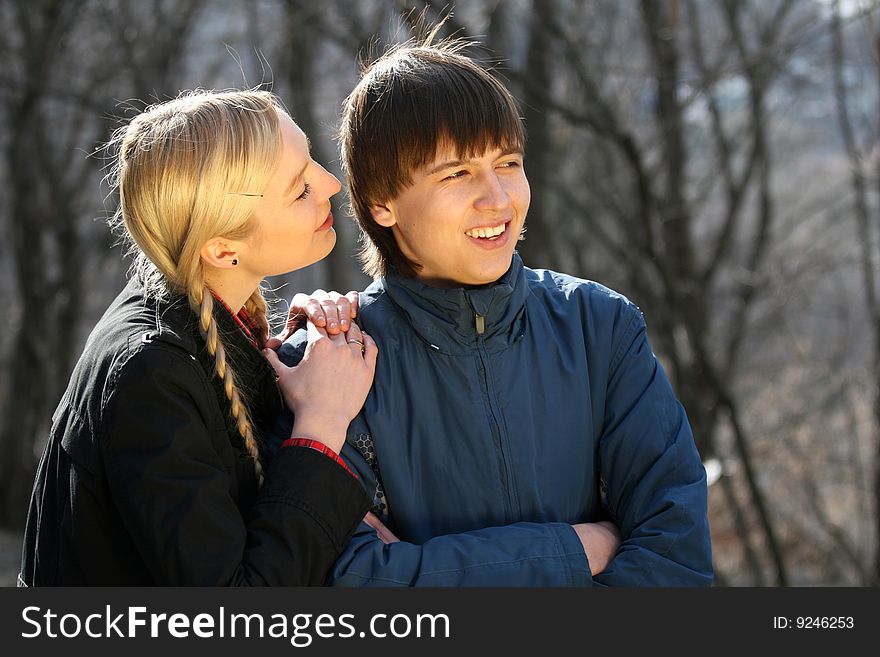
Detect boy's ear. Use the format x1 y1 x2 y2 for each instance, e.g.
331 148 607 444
369 203 396 228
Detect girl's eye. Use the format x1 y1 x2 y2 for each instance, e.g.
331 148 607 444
296 182 312 201
499 160 521 169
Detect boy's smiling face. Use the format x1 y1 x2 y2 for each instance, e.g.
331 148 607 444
369 144 530 288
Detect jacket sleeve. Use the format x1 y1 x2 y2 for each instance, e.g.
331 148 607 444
100 346 370 586
276 333 590 587
329 520 592 587
325 431 592 586
592 304 714 586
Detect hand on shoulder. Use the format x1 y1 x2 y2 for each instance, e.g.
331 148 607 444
264 320 377 453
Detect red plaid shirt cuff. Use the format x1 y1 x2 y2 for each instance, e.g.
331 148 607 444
281 438 357 479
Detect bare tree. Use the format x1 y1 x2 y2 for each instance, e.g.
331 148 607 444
492 0 844 585
0 0 206 528
830 0 880 585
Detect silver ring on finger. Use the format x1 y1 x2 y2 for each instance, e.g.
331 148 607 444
347 338 365 354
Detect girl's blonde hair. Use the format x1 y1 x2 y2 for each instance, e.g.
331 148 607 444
108 89 283 466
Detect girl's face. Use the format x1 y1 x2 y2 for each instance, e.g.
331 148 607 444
241 111 341 278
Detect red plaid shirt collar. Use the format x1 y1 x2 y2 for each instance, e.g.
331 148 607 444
210 291 261 349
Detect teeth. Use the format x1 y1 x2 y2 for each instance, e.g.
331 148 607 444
467 223 506 238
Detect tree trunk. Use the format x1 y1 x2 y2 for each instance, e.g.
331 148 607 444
516 0 555 269
0 328 48 528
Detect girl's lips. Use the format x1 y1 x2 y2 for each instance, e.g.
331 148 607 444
316 212 334 231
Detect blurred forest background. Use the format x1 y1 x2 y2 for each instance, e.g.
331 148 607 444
0 0 877 587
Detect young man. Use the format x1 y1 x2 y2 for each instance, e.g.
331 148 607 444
276 40 713 586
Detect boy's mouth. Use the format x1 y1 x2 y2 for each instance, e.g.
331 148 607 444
465 222 507 241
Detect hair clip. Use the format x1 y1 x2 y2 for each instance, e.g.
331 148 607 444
228 192 264 197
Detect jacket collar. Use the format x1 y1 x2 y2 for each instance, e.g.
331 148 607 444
380 253 529 354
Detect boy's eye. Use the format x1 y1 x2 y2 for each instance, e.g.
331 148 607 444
443 170 467 181
296 182 312 201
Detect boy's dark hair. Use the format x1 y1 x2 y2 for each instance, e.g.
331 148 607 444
339 38 525 279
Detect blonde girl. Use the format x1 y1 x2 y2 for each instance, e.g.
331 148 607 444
20 90 378 586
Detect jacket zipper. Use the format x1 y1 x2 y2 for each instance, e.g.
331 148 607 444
474 313 519 521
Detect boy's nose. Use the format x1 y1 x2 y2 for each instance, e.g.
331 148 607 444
473 172 510 212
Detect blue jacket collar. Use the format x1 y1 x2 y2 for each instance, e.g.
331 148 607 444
379 253 529 353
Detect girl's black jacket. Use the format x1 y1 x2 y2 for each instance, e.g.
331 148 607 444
19 277 370 586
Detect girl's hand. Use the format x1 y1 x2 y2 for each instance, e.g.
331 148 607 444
264 321 377 454
265 290 359 350
364 512 400 545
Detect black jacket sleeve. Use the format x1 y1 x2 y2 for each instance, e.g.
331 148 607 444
99 345 370 586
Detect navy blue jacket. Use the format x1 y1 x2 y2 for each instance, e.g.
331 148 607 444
276 255 713 586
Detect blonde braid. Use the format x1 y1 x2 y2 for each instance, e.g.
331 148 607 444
106 89 285 480
190 281 261 467
243 289 270 349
